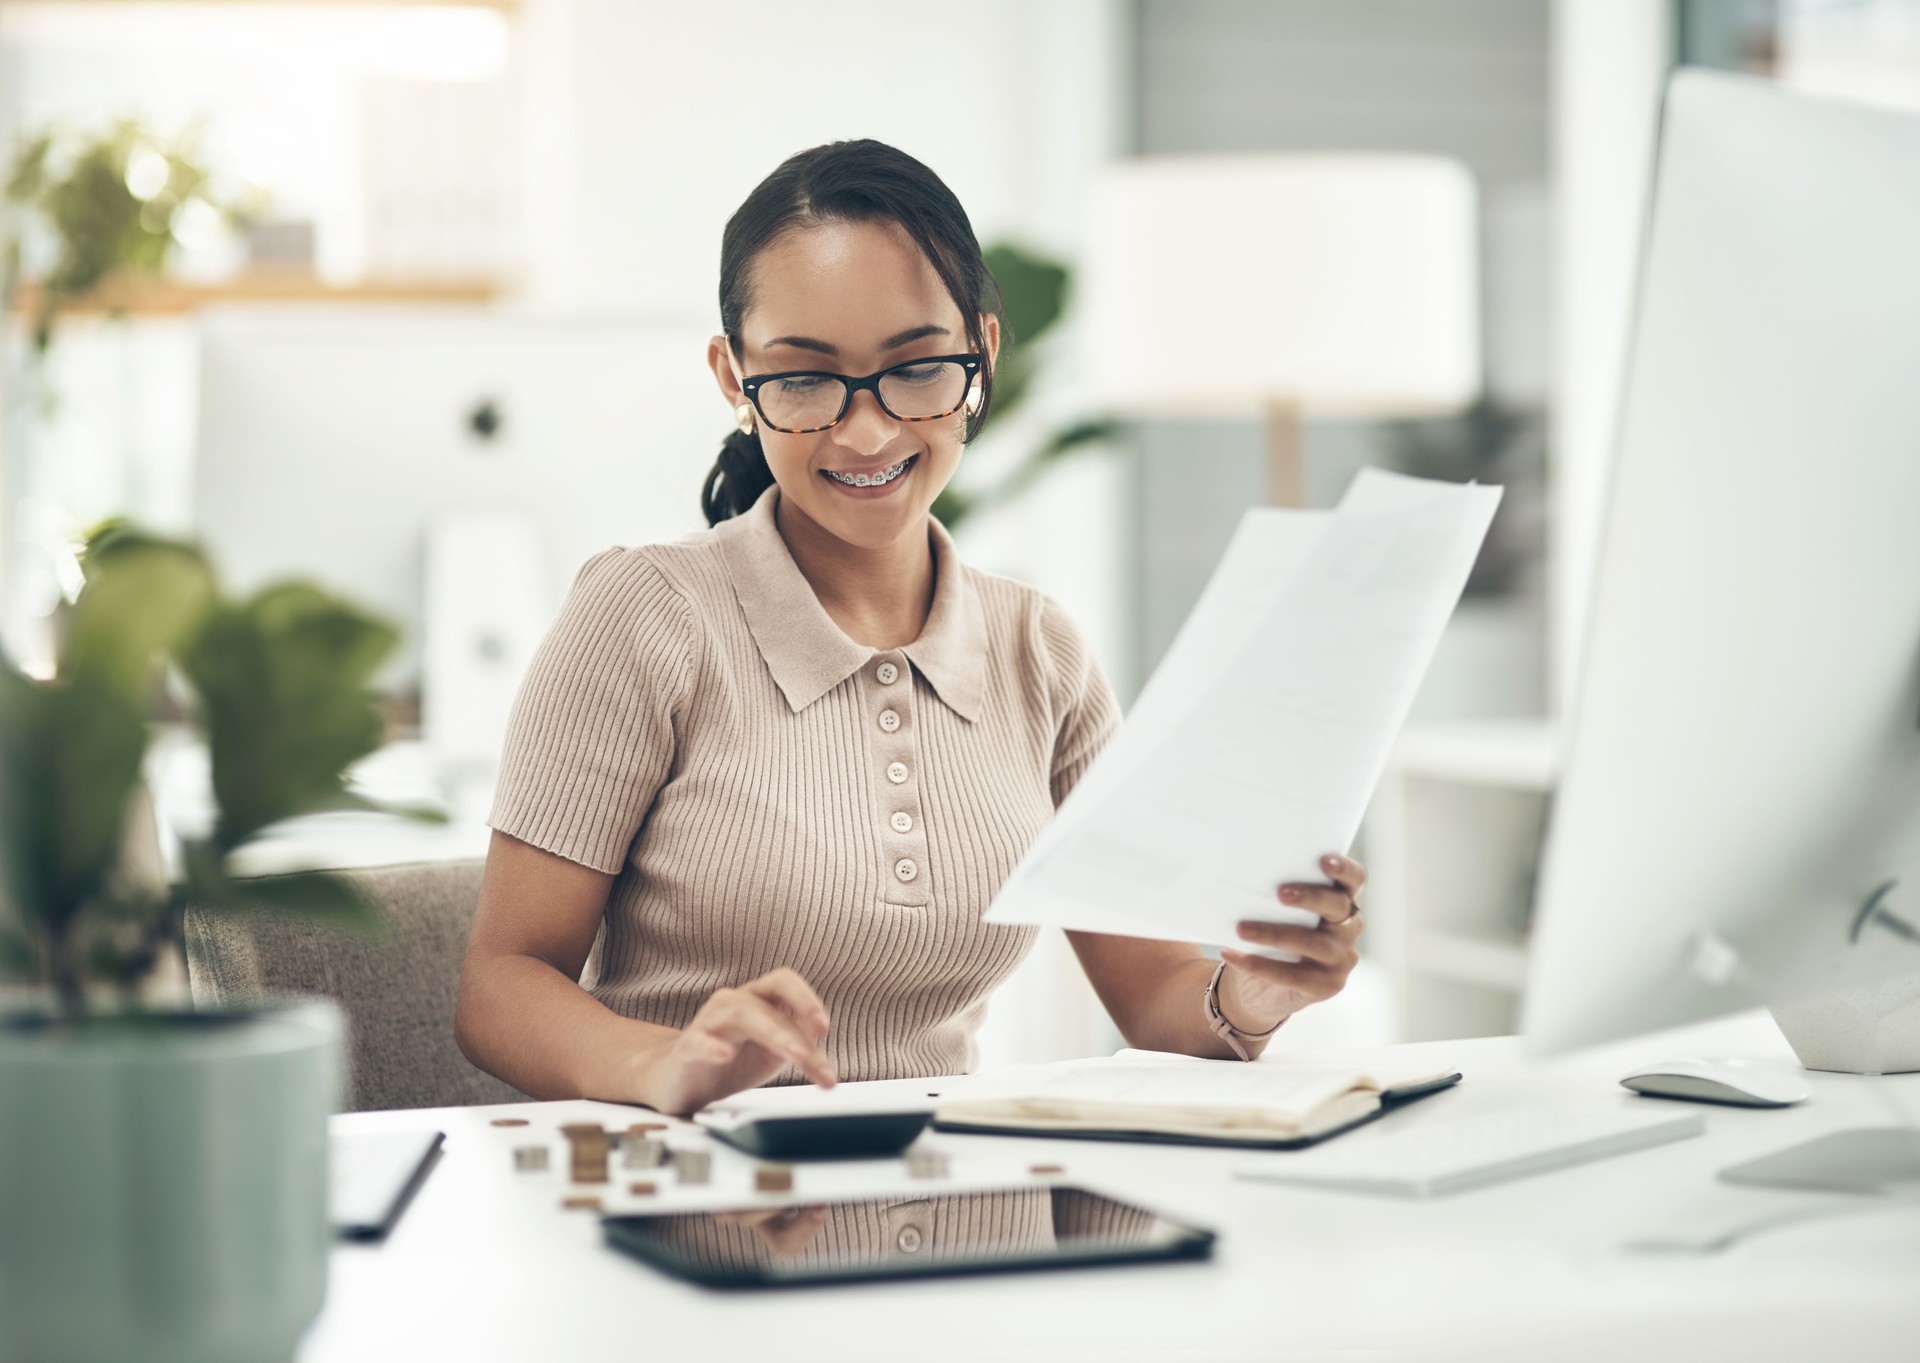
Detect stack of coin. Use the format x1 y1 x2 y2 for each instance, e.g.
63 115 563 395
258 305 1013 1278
754 1164 794 1193
669 1149 712 1185
621 1137 666 1170
512 1145 550 1173
904 1147 949 1180
561 1123 611 1184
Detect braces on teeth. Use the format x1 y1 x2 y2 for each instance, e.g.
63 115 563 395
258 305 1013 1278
827 457 912 487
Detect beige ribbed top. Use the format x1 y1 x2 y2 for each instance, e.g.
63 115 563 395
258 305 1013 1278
487 483 1120 1082
634 1188 1158 1274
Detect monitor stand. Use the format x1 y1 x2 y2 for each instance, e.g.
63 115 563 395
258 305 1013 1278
1720 1127 1920 1195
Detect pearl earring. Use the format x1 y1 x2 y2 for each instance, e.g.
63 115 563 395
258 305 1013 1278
734 403 756 435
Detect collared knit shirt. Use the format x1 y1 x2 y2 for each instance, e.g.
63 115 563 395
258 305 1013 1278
487 483 1120 1081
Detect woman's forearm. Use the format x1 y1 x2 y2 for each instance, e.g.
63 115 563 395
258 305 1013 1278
1131 955 1275 1060
455 952 681 1105
1069 932 1272 1061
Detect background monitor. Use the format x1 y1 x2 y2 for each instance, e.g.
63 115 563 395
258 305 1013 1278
192 307 721 757
1522 71 1920 1054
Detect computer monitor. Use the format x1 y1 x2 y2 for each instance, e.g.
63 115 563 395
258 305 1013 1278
1522 71 1920 1056
192 307 721 754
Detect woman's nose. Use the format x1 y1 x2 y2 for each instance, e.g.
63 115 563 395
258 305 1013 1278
833 386 901 455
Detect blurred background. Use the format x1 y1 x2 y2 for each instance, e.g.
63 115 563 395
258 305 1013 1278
4 0 1918 1063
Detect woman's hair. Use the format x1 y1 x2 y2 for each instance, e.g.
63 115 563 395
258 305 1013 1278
700 139 1002 526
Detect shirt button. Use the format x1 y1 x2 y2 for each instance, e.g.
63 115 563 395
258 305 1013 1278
890 811 913 834
886 761 909 785
876 661 899 685
896 1226 923 1253
879 708 901 733
894 858 918 883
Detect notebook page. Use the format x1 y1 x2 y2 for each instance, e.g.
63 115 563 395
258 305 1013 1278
949 1057 1367 1121
1112 1048 1457 1093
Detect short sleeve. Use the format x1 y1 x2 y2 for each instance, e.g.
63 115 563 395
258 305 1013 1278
487 549 694 874
1036 596 1122 808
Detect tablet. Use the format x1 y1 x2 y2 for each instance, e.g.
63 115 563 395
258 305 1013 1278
601 1186 1214 1288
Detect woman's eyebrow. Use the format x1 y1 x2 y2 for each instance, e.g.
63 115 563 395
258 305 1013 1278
762 324 950 356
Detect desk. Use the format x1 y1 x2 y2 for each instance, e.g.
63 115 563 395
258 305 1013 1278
301 1012 1919 1363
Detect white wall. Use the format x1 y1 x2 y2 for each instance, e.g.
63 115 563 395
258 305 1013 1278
1547 0 1672 717
518 0 1122 315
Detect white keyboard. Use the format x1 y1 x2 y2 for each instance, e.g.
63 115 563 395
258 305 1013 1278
1238 1105 1707 1198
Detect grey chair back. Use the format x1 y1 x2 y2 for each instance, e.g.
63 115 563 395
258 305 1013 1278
185 858 521 1111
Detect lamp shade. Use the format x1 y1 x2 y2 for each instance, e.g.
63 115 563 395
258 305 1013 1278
1079 154 1481 419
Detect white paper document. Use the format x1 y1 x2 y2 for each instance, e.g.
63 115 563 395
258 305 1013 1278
984 468 1501 948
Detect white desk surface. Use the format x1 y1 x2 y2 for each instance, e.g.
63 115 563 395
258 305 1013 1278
303 1012 1920 1363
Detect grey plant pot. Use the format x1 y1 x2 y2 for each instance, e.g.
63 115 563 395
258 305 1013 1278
1770 971 1920 1075
0 999 342 1363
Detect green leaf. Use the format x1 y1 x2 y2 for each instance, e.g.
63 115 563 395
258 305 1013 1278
930 486 975 528
176 581 400 852
984 242 1069 349
4 132 52 202
988 346 1039 425
977 243 1073 430
61 530 215 703
0 662 150 937
6 120 234 353
938 418 1118 530
0 924 38 981
300 787 449 825
184 850 385 942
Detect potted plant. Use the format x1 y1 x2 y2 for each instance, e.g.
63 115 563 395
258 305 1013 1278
931 241 1114 529
3 120 247 356
0 525 429 1363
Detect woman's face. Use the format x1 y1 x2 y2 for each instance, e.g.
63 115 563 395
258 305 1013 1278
708 218 998 552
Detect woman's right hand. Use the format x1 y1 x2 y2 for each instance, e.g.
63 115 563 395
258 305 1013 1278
637 967 836 1116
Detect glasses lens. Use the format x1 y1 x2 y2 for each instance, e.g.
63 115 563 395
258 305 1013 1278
878 361 969 420
758 375 846 431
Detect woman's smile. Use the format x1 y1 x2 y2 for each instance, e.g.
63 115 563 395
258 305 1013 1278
819 452 918 497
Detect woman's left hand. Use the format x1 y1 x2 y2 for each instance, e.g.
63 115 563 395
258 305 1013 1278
1217 852 1366 1034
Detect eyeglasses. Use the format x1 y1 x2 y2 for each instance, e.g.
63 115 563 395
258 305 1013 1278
739 354 983 434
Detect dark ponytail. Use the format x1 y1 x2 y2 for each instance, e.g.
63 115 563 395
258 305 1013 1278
701 139 1002 526
700 428 776 528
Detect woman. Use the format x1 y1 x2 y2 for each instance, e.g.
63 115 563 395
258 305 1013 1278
455 139 1364 1116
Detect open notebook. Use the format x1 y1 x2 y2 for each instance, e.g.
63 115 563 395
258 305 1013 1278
933 1050 1461 1150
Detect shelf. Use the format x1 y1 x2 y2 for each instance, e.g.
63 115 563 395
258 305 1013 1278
14 2 518 9
11 273 504 319
1390 717 1558 792
1409 929 1529 991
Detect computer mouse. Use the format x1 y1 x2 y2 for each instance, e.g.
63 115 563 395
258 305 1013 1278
1619 1057 1810 1108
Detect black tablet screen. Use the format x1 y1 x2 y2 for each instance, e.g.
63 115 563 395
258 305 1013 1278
602 1186 1213 1287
